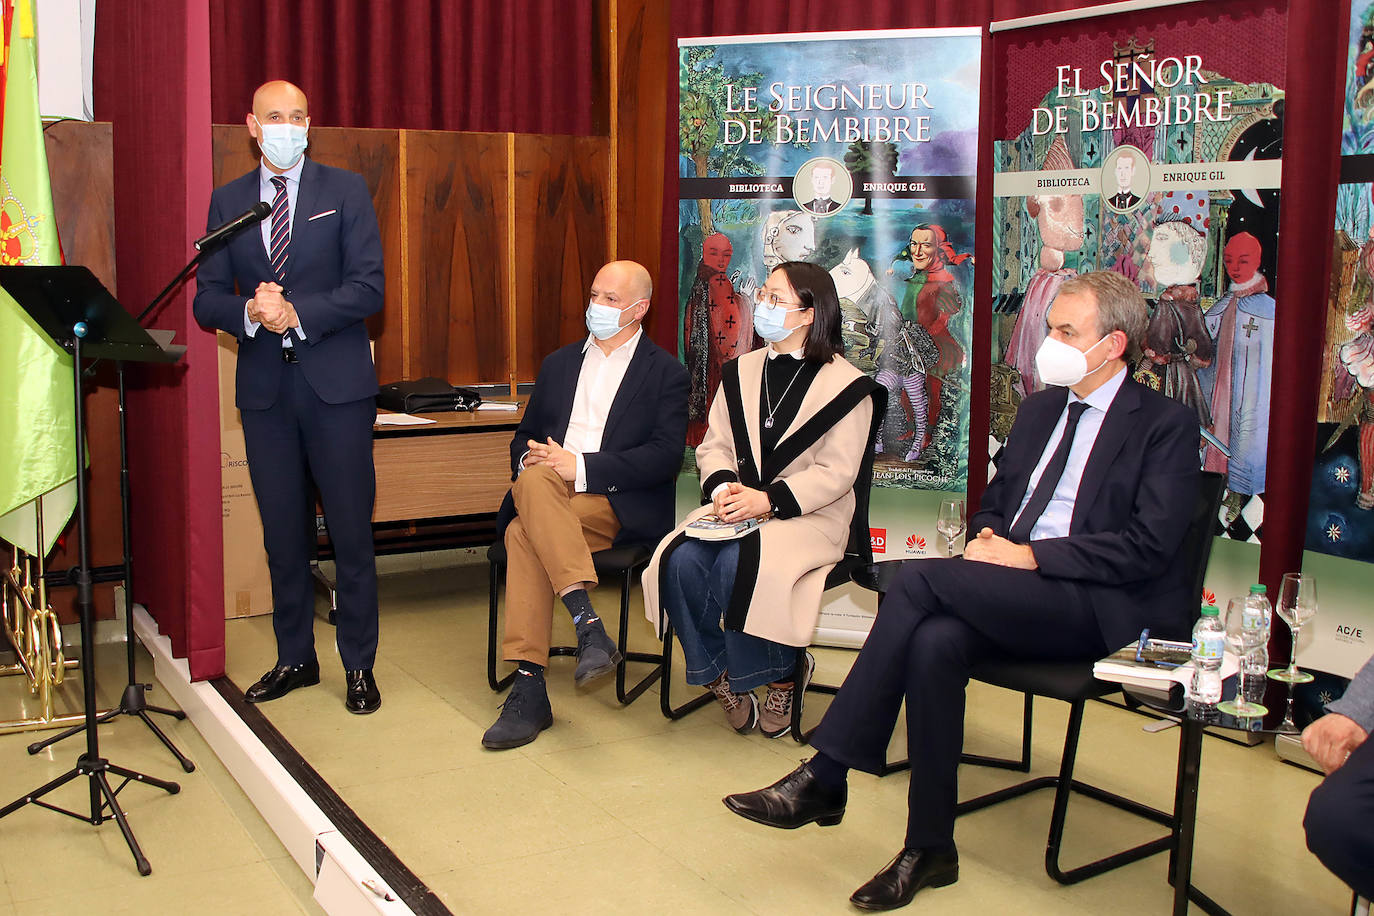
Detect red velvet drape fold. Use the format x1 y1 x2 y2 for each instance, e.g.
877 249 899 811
208 0 602 135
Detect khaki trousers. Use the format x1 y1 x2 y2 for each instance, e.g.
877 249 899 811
502 464 620 665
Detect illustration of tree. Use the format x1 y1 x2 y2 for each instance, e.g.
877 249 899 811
679 46 805 235
844 140 899 215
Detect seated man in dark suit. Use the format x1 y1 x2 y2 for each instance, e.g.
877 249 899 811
1303 654 1374 900
724 270 1200 910
483 260 688 750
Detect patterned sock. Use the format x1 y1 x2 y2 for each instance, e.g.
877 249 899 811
807 751 849 789
561 588 599 628
516 661 545 678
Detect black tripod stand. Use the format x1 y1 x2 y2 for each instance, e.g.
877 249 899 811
0 266 182 875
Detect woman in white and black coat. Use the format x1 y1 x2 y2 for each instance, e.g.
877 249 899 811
643 261 882 739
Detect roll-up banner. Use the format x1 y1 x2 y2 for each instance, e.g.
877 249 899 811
676 28 982 644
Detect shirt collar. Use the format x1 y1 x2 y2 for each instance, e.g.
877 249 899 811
767 345 804 360
582 326 643 358
259 156 305 188
1074 364 1128 413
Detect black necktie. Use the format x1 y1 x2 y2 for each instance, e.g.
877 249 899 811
1008 401 1090 544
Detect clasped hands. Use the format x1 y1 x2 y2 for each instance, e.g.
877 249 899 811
713 481 770 523
249 281 299 335
962 527 1038 570
526 437 577 481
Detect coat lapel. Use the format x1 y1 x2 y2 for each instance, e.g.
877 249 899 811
738 349 765 474
999 388 1067 518
1070 378 1142 531
285 159 323 284
552 343 583 443
602 337 653 443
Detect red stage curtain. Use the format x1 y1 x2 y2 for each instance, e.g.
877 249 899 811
207 0 602 134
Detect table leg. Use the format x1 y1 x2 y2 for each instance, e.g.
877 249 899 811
1170 717 1204 916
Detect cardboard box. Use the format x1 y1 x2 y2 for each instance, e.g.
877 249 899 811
219 333 273 618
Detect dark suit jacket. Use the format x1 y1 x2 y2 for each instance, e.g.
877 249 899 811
497 336 688 547
970 376 1200 648
193 159 385 409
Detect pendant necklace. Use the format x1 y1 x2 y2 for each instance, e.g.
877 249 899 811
763 358 806 429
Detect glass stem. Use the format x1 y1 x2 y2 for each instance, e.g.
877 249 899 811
1289 624 1301 676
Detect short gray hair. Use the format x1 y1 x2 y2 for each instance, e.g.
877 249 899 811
1058 270 1147 364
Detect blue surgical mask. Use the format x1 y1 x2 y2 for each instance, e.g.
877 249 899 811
254 116 309 170
753 301 804 343
585 298 645 340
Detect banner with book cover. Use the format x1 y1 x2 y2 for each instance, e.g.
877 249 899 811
676 28 981 644
991 4 1286 545
1308 0 1374 569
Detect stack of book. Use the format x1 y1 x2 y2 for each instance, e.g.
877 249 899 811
1093 638 1240 704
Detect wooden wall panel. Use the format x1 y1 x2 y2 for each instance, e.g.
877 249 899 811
613 0 669 291
405 131 510 386
514 135 610 379
209 126 404 383
44 121 119 623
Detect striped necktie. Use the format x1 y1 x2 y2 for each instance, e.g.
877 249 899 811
268 175 290 283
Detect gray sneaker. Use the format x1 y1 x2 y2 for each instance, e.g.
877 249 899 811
482 671 553 749
574 618 623 686
708 675 759 734
760 652 814 739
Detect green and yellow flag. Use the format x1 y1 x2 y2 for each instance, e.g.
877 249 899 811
0 0 76 556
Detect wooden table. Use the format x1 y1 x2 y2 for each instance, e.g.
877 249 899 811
371 399 525 523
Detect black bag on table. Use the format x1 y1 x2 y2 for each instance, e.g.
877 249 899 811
377 377 483 413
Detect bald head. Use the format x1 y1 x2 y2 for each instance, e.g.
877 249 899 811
251 80 308 121
597 260 652 302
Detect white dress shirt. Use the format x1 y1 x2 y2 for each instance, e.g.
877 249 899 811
527 329 642 493
244 157 307 344
1012 365 1128 541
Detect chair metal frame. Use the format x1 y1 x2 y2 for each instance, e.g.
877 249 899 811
950 470 1229 885
486 544 662 705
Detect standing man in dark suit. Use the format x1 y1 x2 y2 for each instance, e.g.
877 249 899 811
483 260 688 750
724 271 1200 910
193 80 385 714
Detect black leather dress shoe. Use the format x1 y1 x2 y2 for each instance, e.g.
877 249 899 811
849 846 959 911
244 661 320 703
345 669 381 714
722 761 846 829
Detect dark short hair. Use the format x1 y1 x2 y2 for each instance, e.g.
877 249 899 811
771 261 844 364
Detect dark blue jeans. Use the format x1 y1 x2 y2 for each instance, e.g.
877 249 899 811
662 538 794 693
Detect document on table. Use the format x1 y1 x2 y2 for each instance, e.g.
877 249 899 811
476 401 520 411
375 414 437 426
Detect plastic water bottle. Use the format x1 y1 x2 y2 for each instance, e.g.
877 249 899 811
1190 605 1224 704
1242 585 1272 704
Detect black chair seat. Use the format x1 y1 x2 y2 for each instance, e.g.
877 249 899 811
486 541 652 574
971 659 1118 704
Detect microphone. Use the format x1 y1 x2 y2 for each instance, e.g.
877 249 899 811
194 201 273 252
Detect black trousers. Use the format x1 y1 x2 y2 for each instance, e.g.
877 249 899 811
1305 732 1374 900
811 557 1108 848
240 361 379 671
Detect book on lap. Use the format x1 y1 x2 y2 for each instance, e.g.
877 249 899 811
683 513 768 541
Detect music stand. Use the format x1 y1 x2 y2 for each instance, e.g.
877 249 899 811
0 266 181 876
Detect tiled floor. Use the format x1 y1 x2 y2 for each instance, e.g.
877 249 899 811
1 553 1356 915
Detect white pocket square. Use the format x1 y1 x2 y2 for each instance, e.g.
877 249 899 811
307 209 337 221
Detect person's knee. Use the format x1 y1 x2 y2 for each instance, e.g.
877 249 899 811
907 615 977 674
511 463 562 508
1304 775 1359 876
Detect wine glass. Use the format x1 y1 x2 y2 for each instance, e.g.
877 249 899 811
936 499 966 557
1268 573 1316 684
1218 598 1266 717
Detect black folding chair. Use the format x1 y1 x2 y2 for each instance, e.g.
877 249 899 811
486 541 661 705
951 470 1227 885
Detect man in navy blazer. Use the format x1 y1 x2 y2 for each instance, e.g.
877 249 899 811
193 81 385 714
725 271 1201 910
483 260 688 750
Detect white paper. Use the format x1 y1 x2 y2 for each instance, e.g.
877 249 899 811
375 414 436 426
476 401 520 411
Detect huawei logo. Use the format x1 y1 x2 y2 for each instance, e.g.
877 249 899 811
905 534 926 555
